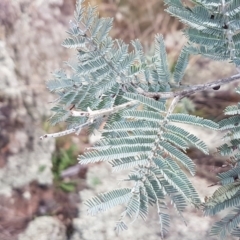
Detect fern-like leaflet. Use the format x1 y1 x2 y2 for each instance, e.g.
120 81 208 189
41 0 240 238
203 88 240 239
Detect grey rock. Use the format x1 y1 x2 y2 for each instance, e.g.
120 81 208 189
18 216 67 240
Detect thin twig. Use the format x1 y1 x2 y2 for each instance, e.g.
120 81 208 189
165 96 181 118
41 73 240 140
40 101 138 139
71 100 138 119
40 122 90 140
142 73 240 99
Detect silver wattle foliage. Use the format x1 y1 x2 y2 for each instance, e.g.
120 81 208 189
42 0 240 239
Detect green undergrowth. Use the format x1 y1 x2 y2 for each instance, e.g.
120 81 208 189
52 141 79 192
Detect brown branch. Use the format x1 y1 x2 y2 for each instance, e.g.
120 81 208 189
40 71 240 140
142 73 240 99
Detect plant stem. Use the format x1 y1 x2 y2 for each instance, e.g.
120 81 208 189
142 73 240 99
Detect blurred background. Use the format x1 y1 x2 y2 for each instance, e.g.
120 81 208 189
0 0 239 239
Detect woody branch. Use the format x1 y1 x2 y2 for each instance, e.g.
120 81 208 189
140 73 240 99
40 73 240 140
40 100 138 140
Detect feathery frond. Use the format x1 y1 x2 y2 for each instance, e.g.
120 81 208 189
43 0 235 237
204 88 240 239
165 0 240 65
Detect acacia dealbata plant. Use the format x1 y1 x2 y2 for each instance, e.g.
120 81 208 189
41 0 240 239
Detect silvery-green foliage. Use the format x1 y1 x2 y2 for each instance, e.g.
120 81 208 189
165 0 240 66
44 0 240 238
165 1 240 239
203 87 240 239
